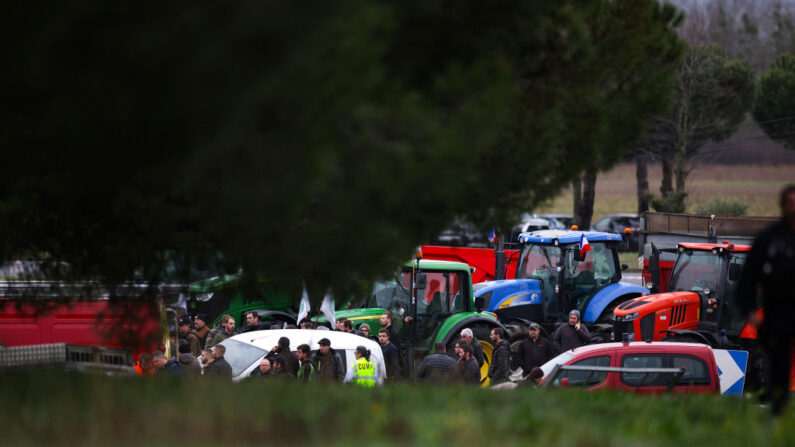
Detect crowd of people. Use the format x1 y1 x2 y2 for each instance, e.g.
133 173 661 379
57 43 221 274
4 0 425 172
133 307 593 388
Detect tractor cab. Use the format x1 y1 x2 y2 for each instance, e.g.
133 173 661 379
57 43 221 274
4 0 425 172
666 243 749 336
514 230 624 322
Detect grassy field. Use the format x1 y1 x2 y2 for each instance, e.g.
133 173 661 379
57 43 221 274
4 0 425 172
3 371 795 447
536 163 795 220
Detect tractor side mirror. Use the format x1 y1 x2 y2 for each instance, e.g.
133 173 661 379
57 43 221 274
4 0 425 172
728 263 742 282
474 296 486 313
415 272 427 290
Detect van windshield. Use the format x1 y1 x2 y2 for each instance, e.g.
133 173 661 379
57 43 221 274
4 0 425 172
219 339 268 377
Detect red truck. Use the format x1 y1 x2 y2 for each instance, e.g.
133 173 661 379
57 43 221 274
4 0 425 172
0 282 180 362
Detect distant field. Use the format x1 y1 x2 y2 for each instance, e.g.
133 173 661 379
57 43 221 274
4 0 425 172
536 163 795 220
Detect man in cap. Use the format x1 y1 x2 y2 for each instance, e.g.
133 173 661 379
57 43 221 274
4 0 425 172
178 316 202 357
311 337 344 382
459 328 484 367
552 309 591 354
194 314 211 348
515 323 553 376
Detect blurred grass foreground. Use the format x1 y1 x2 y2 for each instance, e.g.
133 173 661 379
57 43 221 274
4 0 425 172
3 372 795 447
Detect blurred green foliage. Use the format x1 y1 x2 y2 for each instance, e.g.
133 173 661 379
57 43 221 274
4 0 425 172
2 371 793 447
694 197 749 216
754 53 795 151
0 0 684 307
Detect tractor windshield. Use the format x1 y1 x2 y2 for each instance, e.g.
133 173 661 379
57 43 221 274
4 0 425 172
563 242 619 311
669 249 723 293
720 252 748 336
518 244 562 319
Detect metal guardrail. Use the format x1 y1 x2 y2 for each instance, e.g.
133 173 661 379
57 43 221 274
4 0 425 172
542 364 686 394
0 343 136 375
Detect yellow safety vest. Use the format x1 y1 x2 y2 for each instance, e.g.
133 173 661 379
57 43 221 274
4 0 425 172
353 357 375 387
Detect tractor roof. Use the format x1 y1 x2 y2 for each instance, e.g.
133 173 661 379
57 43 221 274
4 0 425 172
518 229 623 245
678 242 751 252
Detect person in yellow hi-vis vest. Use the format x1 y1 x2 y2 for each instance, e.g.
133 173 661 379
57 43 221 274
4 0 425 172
350 345 375 388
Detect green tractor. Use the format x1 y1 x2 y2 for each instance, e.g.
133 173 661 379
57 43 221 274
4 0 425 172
325 258 505 385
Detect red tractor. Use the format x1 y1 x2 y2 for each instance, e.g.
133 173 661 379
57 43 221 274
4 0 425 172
613 242 752 348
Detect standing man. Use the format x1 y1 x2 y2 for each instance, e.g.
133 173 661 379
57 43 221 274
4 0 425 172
416 341 457 383
178 316 202 357
515 323 553 376
152 351 181 375
553 310 591 354
460 328 484 367
206 315 236 348
311 338 344 382
248 358 272 379
242 311 267 333
205 344 232 377
271 357 296 380
194 314 211 348
266 336 299 376
380 312 400 348
200 348 215 371
739 184 795 415
487 328 511 386
378 328 401 382
296 344 316 383
458 343 480 385
134 352 154 376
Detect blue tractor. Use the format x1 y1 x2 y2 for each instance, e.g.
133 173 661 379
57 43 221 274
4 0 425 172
473 229 647 341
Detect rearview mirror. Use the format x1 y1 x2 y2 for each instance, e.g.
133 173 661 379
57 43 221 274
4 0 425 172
728 263 742 282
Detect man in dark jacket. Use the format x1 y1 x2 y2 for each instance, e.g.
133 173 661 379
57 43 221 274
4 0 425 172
460 328 484 367
266 336 299 376
194 314 211 349
416 341 457 383
241 311 269 333
206 315 236 348
205 344 233 377
271 356 296 380
178 316 202 357
311 338 344 382
296 344 316 383
458 343 480 385
738 184 795 415
177 342 202 375
152 351 181 375
553 310 591 354
487 328 511 385
247 358 272 379
378 328 401 382
515 323 554 375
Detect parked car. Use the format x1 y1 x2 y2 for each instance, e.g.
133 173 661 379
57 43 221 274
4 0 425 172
509 218 553 245
435 221 485 247
591 213 640 251
538 342 722 394
535 214 574 230
219 329 387 383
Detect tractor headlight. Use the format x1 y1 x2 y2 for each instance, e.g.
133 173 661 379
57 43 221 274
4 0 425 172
616 311 639 322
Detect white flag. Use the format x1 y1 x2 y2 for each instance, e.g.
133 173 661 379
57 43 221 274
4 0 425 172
319 289 335 328
296 283 311 325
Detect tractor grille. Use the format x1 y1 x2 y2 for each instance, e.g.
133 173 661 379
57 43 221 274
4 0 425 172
670 304 686 326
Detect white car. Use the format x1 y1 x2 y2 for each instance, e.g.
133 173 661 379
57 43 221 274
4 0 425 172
219 329 387 384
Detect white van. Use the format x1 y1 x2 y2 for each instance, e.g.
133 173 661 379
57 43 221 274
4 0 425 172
219 329 386 384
